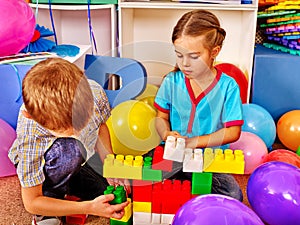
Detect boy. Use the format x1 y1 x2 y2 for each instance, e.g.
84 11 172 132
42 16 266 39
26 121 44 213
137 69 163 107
9 58 129 224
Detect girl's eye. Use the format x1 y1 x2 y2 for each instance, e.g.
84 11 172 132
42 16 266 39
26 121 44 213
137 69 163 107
190 55 199 59
176 54 183 58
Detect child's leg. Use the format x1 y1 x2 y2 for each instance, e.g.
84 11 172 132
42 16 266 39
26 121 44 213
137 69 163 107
68 153 109 201
211 173 243 202
42 137 86 199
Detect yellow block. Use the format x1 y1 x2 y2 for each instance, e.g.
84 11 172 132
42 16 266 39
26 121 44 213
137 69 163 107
103 154 143 179
133 201 152 213
111 198 132 222
203 149 245 174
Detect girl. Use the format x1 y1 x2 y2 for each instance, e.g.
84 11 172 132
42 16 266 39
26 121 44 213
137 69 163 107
154 9 244 201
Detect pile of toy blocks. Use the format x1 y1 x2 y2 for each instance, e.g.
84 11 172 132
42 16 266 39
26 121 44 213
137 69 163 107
102 136 245 225
257 0 300 55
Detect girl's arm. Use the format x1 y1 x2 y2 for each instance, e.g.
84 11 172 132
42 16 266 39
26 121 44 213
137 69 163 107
155 110 183 141
185 125 241 149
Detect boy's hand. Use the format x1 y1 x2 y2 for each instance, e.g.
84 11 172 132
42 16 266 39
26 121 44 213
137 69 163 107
91 194 129 219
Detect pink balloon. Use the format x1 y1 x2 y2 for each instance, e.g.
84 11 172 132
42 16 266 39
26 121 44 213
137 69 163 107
230 131 268 174
0 0 36 57
0 119 17 177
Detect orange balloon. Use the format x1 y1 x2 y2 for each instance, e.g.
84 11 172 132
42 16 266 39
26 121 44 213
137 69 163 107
277 110 300 151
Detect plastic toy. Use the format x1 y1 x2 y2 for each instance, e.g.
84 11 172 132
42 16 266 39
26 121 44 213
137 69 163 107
152 145 173 172
191 172 212 195
65 195 88 225
203 148 245 174
0 0 35 57
277 110 300 151
85 55 147 108
230 131 268 174
247 161 300 225
106 100 161 156
0 119 17 177
142 156 162 181
172 194 264 225
103 154 143 180
182 148 203 172
241 103 276 149
163 136 185 162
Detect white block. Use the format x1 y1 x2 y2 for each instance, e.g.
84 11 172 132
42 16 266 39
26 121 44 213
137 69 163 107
183 148 203 172
163 136 185 162
133 212 151 224
161 214 175 224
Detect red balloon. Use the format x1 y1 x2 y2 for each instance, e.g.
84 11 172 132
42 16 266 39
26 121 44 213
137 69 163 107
215 63 248 103
262 149 300 168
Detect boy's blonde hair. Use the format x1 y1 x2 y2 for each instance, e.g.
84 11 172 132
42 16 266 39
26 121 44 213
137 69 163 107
22 58 94 132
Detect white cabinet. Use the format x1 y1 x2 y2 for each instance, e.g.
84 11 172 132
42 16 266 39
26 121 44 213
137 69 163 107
118 1 258 99
29 4 117 67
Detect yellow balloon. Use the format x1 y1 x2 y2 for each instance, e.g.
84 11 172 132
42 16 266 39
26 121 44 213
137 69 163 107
106 100 161 156
136 84 158 110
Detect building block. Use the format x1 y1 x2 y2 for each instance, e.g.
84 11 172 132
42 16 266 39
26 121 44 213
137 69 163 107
110 216 133 225
133 212 151 224
110 198 132 223
142 156 162 181
191 172 212 195
161 214 175 225
132 180 153 202
152 145 173 172
103 154 143 179
151 213 161 224
133 201 152 213
163 136 185 162
151 182 163 214
65 195 88 225
104 185 127 205
183 148 203 172
203 148 245 174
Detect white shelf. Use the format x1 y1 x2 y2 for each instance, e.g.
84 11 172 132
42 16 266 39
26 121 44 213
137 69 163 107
118 1 258 101
29 3 114 10
119 1 257 10
29 4 117 69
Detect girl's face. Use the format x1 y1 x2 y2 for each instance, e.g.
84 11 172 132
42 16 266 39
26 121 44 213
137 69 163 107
174 35 216 80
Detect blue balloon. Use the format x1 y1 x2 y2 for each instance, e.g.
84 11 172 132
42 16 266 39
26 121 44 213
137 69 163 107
242 103 276 149
247 162 300 225
172 194 264 225
0 64 31 129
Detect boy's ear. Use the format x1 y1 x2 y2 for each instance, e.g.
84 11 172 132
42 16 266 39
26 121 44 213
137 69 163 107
211 46 221 59
21 110 33 119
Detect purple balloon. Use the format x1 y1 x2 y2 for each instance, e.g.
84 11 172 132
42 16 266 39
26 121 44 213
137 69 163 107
172 194 264 225
247 161 300 225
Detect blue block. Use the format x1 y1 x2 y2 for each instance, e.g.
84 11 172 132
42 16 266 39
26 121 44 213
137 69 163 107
251 44 300 122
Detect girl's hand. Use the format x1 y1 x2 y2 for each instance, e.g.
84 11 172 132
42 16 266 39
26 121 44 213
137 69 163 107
164 131 186 140
106 178 131 195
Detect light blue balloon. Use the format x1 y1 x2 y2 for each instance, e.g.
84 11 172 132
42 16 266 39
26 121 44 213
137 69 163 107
242 103 276 149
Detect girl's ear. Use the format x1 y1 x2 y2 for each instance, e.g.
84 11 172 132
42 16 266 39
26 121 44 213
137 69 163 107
211 46 221 59
21 110 33 119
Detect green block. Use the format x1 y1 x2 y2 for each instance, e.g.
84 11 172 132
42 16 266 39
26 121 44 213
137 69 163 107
31 0 118 4
142 167 162 181
192 172 212 195
110 216 132 225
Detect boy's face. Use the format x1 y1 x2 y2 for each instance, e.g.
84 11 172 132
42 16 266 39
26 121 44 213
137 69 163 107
174 35 216 80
